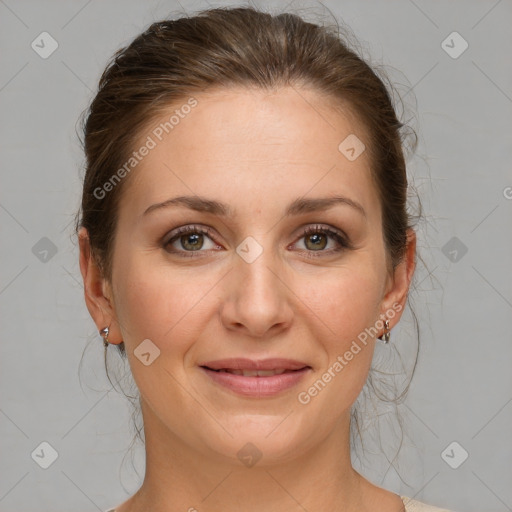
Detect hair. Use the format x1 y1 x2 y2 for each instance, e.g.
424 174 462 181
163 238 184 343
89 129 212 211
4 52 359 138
75 4 424 482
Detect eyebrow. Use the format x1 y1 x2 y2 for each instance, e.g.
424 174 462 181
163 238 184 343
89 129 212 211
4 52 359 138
142 194 366 219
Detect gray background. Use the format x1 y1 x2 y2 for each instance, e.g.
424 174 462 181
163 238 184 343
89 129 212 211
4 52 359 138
1 0 511 511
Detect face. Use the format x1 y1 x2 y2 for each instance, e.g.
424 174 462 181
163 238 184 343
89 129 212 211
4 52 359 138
83 86 414 466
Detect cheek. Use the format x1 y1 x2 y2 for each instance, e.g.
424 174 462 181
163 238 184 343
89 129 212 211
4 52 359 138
299 267 383 340
296 267 382 385
111 259 207 409
112 255 214 350
292 271 383 420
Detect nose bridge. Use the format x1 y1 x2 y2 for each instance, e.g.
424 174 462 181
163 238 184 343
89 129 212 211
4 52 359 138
222 233 292 336
236 234 282 303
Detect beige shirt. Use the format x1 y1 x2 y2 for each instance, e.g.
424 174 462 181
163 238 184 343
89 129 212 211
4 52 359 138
401 496 455 511
105 496 455 511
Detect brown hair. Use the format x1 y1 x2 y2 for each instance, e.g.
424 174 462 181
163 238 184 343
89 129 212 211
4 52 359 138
75 5 421 467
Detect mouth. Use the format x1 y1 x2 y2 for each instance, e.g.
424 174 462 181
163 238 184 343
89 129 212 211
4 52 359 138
201 367 306 377
199 357 311 372
198 358 312 397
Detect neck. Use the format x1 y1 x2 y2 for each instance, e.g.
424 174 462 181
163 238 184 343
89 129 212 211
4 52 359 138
119 401 370 512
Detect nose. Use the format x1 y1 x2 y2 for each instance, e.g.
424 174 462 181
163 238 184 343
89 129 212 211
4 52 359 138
220 245 293 338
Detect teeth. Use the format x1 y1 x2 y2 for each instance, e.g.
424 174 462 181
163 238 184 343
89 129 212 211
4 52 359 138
219 369 289 377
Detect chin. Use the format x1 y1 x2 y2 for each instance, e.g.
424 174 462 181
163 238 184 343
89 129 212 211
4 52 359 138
197 416 314 467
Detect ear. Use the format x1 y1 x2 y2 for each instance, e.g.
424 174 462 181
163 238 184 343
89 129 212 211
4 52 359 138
379 228 416 330
78 227 123 345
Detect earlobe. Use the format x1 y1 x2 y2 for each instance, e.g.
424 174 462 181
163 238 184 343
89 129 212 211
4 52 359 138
78 227 122 344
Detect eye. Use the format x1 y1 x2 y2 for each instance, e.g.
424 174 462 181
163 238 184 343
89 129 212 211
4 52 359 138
293 225 350 257
164 225 220 256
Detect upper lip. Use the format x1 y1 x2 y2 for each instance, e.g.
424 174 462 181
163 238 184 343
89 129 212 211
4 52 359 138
200 358 311 371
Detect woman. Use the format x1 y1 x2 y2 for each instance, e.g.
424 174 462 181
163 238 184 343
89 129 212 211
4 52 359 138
76 6 455 512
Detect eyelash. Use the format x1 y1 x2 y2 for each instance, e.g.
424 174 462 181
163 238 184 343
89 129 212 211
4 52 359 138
163 224 351 259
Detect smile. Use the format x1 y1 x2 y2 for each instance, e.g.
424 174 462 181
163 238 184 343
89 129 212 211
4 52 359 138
198 357 312 397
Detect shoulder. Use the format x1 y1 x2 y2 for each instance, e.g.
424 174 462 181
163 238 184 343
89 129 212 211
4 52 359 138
401 496 456 512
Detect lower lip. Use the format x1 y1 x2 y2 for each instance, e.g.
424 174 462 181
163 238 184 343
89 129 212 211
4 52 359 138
200 367 311 397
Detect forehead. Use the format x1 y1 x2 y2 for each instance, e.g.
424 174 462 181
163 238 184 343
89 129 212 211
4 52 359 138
118 86 379 221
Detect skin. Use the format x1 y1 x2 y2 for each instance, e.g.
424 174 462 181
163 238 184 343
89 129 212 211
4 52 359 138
79 86 416 512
